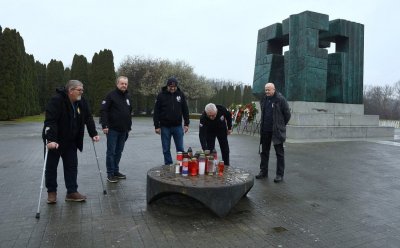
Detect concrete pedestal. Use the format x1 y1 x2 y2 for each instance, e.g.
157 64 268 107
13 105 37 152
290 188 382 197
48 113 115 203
285 101 394 141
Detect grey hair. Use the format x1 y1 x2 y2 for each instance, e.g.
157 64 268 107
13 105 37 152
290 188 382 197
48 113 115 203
116 76 128 84
204 103 217 113
65 80 83 91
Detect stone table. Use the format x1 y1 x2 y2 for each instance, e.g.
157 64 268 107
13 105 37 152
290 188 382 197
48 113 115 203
147 166 254 217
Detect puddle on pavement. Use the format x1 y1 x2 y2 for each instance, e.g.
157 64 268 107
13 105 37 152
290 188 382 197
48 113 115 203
272 226 288 233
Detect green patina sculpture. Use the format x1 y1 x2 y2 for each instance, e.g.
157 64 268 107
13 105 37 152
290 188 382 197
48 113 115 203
253 11 364 104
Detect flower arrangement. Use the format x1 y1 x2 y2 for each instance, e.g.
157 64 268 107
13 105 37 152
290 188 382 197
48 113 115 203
230 102 258 127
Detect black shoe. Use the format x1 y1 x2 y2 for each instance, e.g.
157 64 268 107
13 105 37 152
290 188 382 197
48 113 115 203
274 175 283 183
255 171 268 179
114 172 126 179
107 175 118 183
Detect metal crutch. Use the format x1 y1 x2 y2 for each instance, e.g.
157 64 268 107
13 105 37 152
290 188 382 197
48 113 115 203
35 144 48 219
92 141 107 195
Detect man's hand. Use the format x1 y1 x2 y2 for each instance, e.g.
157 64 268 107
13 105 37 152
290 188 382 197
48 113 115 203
227 129 232 135
102 128 109 134
184 126 189 133
92 135 100 142
47 141 59 150
155 128 161 134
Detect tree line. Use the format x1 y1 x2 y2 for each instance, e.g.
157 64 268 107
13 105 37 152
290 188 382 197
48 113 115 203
4 25 397 121
0 26 255 120
118 56 255 114
363 81 400 120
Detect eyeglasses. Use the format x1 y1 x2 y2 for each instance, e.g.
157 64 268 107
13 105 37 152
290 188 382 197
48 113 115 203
73 88 84 92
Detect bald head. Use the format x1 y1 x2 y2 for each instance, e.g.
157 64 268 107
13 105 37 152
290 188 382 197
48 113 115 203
265 83 275 97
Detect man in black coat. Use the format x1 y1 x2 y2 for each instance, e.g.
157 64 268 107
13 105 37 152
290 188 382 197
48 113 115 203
43 80 100 204
153 77 190 165
100 76 132 183
256 82 291 183
199 103 232 165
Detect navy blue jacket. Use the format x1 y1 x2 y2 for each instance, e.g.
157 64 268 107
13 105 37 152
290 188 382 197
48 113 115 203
42 87 98 151
260 91 291 144
153 86 190 128
100 88 132 132
199 105 232 150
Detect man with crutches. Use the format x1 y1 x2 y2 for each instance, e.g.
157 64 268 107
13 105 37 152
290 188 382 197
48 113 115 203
42 80 100 204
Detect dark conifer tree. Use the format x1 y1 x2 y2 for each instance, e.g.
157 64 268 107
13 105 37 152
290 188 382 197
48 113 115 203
0 28 22 120
70 54 90 106
35 61 47 111
64 67 71 83
45 60 64 104
234 85 242 104
243 85 256 104
89 49 115 115
226 85 235 107
70 54 89 83
21 54 40 116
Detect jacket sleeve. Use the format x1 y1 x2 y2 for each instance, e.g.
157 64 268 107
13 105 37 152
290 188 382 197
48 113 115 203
43 96 62 143
99 93 112 129
83 99 98 138
258 98 265 144
181 93 190 126
199 114 208 150
153 94 161 128
282 98 291 125
224 107 232 130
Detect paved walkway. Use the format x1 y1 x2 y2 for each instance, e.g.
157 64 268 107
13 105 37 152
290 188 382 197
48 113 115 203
0 118 400 248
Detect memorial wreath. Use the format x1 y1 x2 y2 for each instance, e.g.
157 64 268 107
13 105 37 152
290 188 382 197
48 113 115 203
229 102 258 127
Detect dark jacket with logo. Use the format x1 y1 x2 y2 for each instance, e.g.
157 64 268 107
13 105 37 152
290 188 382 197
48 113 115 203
100 88 132 132
153 86 190 128
42 87 98 151
199 105 232 149
260 91 291 144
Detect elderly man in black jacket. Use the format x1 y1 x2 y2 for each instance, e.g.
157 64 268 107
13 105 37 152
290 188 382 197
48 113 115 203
100 76 132 183
256 82 291 183
43 80 100 204
199 103 232 165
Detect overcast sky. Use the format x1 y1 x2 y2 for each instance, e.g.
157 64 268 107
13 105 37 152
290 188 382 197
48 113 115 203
1 0 399 86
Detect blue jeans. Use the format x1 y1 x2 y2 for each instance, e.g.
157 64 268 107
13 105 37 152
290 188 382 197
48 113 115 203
161 125 184 165
106 129 127 176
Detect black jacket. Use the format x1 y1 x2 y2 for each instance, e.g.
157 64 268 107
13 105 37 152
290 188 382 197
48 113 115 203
260 91 291 144
199 105 232 150
42 87 98 151
153 86 190 128
99 88 132 132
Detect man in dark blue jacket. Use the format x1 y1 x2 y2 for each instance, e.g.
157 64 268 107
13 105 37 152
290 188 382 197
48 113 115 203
256 82 291 183
43 80 100 204
100 76 132 183
199 103 232 165
153 77 190 165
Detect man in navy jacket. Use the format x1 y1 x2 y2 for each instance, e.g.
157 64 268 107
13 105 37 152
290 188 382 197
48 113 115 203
100 76 132 183
256 82 291 183
199 103 232 165
153 77 190 165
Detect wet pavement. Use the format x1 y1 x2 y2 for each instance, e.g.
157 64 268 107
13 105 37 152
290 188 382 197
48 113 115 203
0 118 400 248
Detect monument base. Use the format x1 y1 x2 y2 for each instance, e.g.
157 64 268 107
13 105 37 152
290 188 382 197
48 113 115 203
286 101 394 142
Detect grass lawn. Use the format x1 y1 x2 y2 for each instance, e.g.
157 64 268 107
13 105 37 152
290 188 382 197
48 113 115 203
12 114 45 122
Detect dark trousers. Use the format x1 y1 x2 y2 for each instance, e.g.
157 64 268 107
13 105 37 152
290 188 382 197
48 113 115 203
206 132 230 165
260 132 285 176
106 129 127 176
45 143 78 194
